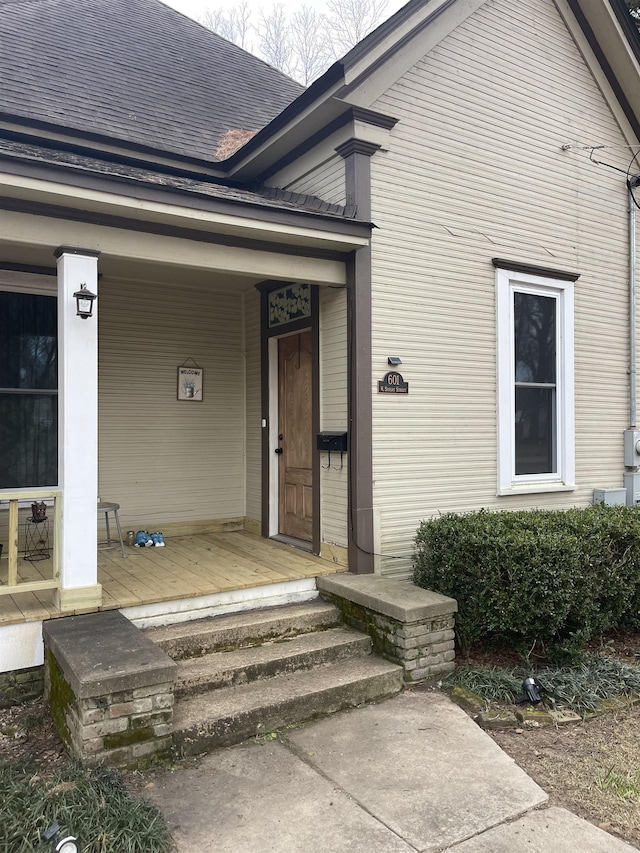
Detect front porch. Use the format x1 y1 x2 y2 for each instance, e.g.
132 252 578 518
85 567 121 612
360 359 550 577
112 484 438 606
0 530 344 627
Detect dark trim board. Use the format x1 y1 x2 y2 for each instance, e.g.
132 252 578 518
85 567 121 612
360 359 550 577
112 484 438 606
341 138 376 574
224 64 346 172
260 292 270 539
311 289 321 555
0 158 369 238
0 261 57 276
0 197 360 264
609 0 640 65
257 107 398 182
492 258 581 282
565 0 640 143
54 246 101 259
338 0 459 99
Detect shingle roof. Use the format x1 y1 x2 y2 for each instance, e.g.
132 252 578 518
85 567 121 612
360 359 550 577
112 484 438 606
0 0 303 163
0 138 357 220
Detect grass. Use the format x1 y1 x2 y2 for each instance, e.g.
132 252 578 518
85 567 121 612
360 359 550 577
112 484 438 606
491 705 640 846
0 760 174 853
443 653 640 713
597 767 640 801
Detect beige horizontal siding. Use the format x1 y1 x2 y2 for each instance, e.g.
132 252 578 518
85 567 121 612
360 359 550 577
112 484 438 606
320 286 349 548
97 277 247 532
270 155 347 207
244 288 262 523
368 0 637 577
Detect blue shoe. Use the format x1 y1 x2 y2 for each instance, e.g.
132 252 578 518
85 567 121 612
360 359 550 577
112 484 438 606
135 530 151 547
150 532 165 547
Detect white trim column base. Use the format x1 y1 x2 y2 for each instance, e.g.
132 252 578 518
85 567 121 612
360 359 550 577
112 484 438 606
55 584 103 613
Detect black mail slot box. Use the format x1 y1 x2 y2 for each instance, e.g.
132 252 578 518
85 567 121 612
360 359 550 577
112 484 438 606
317 431 348 452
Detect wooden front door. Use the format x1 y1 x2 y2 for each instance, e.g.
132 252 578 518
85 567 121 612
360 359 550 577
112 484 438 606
278 331 312 541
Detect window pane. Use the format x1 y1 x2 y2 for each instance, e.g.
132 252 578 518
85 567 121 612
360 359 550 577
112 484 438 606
515 387 556 475
514 292 556 383
0 393 58 487
0 291 57 389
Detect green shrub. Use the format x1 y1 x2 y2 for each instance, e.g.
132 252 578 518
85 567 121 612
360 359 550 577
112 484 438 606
413 506 640 654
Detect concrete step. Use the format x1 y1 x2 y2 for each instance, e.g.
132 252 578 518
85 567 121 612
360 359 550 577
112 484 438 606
146 600 341 660
173 657 404 756
175 627 372 697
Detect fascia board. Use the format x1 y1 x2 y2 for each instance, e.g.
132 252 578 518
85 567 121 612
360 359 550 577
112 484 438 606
258 108 395 188
337 0 489 107
341 0 460 87
555 0 639 148
225 92 349 181
227 0 485 180
0 169 370 253
570 0 640 138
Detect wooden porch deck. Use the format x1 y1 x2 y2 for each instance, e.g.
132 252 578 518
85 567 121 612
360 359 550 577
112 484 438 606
0 531 345 626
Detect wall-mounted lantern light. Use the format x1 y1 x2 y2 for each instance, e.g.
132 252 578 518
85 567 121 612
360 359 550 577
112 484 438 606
73 284 97 319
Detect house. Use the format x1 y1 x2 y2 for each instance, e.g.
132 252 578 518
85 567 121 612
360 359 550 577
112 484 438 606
1 0 640 681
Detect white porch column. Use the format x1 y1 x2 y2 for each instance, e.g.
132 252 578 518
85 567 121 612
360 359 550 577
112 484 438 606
54 247 101 612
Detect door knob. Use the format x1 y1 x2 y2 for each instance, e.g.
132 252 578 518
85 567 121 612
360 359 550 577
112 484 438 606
275 447 283 455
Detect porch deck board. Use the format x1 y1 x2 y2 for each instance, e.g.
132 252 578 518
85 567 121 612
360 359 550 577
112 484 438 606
0 531 344 626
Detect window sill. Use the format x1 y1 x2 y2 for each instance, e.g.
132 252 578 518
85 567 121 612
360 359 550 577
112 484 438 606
498 483 576 497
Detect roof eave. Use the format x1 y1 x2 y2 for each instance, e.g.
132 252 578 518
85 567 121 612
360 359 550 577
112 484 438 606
564 0 640 140
225 0 640 182
222 63 349 180
0 154 372 254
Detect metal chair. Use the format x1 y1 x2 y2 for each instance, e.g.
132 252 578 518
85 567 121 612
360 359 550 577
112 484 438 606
97 501 126 558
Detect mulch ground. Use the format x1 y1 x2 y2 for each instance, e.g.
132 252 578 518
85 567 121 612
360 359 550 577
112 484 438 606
490 707 640 847
460 630 640 849
0 697 66 769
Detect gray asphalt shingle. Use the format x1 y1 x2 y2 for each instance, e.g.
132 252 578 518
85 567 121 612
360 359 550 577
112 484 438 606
0 0 303 162
0 138 356 219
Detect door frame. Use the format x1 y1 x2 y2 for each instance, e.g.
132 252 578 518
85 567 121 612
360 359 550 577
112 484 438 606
258 282 320 554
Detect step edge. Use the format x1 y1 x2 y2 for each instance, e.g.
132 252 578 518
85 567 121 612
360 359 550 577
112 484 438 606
145 601 340 641
173 670 404 754
174 635 373 696
173 658 403 725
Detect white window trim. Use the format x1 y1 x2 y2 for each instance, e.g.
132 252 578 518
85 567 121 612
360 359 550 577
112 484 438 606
497 268 575 496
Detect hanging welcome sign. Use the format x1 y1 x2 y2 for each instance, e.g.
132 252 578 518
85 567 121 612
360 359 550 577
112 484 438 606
177 358 204 401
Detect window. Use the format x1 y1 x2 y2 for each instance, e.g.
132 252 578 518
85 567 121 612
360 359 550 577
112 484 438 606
497 268 574 494
0 289 58 488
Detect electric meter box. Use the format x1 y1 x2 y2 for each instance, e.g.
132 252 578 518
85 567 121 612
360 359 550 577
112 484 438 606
624 472 640 506
593 488 627 506
624 429 640 467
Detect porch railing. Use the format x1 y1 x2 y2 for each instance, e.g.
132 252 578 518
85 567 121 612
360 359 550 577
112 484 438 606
0 488 61 597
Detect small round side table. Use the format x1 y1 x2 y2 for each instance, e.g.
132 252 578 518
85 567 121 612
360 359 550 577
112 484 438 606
24 516 50 562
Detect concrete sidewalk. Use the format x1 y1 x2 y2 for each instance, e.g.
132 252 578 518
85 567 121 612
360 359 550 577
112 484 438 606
146 690 637 852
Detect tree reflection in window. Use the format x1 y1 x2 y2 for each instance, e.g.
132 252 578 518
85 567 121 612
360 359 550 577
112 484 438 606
0 291 57 487
514 292 557 475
